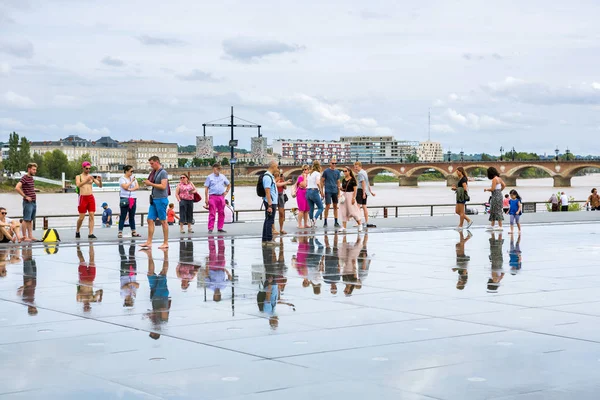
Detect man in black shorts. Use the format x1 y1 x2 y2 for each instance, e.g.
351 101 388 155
353 162 376 228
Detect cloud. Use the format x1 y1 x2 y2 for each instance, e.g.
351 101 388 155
291 93 392 134
52 95 82 108
64 122 110 136
222 37 304 62
444 108 506 130
176 69 219 82
3 91 35 108
101 56 125 67
483 77 600 105
0 117 25 129
357 10 389 20
175 125 194 133
137 35 185 47
0 62 10 75
0 38 34 58
431 124 455 133
463 52 503 61
266 111 301 131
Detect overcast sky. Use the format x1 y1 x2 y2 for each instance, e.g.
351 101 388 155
1 0 599 155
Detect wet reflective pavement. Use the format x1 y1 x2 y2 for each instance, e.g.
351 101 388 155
0 224 599 399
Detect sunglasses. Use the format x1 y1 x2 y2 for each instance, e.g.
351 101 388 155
84 167 91 170
1 212 6 215
180 176 186 180
343 170 348 172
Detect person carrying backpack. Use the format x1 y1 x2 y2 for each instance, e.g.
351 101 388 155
258 161 279 246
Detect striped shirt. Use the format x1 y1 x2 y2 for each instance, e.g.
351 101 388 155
19 175 36 201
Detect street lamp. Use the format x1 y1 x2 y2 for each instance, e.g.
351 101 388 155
460 150 464 162
511 146 515 161
447 151 451 162
278 154 282 166
565 148 571 160
500 146 504 161
555 146 559 161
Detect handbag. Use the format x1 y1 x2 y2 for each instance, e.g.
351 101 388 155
193 192 202 203
119 199 129 208
464 191 470 202
283 193 289 203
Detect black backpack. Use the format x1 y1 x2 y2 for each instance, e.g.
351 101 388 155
256 172 272 197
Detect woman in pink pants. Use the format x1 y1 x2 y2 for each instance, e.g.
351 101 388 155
338 166 362 232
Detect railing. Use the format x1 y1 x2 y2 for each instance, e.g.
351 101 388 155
15 200 586 230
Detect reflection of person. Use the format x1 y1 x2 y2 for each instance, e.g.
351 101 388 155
339 235 363 296
257 273 295 330
143 248 171 340
487 232 505 293
305 237 324 295
452 231 472 290
204 236 231 302
509 234 522 275
292 235 309 286
76 244 103 312
17 246 38 315
358 233 371 284
323 233 340 295
176 239 199 290
119 242 139 308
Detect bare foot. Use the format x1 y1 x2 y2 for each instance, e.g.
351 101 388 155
30 238 40 242
139 242 152 248
23 238 32 242
158 243 169 249
281 230 287 235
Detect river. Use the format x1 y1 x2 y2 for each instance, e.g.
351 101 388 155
1 175 597 223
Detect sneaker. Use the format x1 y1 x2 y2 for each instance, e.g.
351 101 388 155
466 220 473 229
75 232 80 239
357 224 363 232
334 222 340 228
218 229 226 233
485 226 494 231
88 234 97 239
208 230 213 234
339 227 346 232
455 226 464 231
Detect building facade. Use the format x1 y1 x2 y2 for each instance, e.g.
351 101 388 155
339 136 419 163
123 140 178 170
30 135 127 172
417 141 444 162
271 139 351 165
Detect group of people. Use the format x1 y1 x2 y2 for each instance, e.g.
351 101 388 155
453 166 523 235
260 159 376 246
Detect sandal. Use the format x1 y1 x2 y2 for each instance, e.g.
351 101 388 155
131 232 141 238
180 230 185 234
118 232 123 239
188 230 194 234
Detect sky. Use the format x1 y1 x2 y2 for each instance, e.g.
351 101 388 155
1 0 600 155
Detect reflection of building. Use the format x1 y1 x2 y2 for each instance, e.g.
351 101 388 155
123 140 178 170
30 135 127 172
417 141 444 162
340 136 418 163
271 139 350 164
196 136 214 158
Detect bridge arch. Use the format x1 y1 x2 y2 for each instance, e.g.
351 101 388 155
281 168 303 179
405 165 450 178
560 164 600 178
504 164 556 178
250 169 267 176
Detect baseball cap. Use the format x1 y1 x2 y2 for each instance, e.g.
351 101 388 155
82 161 91 168
101 202 108 207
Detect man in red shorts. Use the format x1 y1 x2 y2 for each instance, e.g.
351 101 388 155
76 161 103 239
76 244 103 312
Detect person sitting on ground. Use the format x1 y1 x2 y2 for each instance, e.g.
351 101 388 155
0 207 23 243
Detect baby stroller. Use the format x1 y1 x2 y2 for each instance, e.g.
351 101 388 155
484 196 491 214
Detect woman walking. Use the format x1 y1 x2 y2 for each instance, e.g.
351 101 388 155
294 165 309 228
175 173 198 234
306 161 324 228
451 167 473 230
484 167 505 231
585 188 600 211
338 166 362 232
118 165 141 239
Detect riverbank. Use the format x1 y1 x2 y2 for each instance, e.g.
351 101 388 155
0 179 64 193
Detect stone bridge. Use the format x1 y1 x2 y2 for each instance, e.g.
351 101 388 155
245 161 600 187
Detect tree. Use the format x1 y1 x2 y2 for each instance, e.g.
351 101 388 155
178 158 189 167
32 153 45 177
5 132 20 174
44 149 71 179
191 157 202 167
17 137 31 171
481 153 494 161
221 157 229 166
406 154 419 163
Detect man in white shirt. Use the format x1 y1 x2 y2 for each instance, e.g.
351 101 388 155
560 192 569 212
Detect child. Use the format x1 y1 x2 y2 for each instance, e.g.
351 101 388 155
508 189 522 234
502 194 510 214
167 203 179 226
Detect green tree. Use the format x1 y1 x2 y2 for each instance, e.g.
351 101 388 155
32 153 45 177
178 158 189 167
44 149 71 179
221 157 229 166
17 136 31 171
5 132 20 174
191 157 202 167
481 153 495 161
69 153 95 176
406 154 418 163
561 152 575 161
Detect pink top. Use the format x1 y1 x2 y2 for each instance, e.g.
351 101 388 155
503 197 510 207
178 183 195 201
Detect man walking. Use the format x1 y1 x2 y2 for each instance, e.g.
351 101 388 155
321 158 341 228
204 162 231 234
76 161 102 239
262 160 278 246
140 156 169 249
14 163 38 242
353 162 376 228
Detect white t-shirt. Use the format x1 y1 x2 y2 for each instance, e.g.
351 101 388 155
119 176 137 198
560 194 569 206
307 171 321 189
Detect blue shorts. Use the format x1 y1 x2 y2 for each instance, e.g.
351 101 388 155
325 192 339 205
23 200 37 222
148 197 168 221
510 214 521 225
